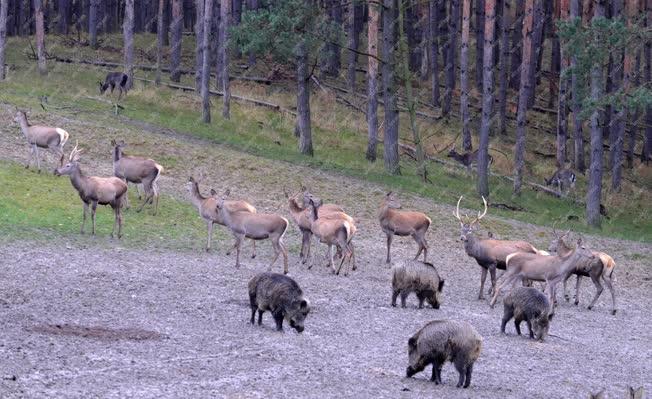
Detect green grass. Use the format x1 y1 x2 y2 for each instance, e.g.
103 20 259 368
1 35 650 242
0 161 222 249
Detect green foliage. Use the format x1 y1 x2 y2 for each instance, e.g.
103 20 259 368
231 0 341 64
558 15 652 118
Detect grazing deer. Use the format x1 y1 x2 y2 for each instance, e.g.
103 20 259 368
186 175 257 255
214 189 289 274
14 110 69 172
378 192 431 264
544 168 576 195
111 140 163 215
99 72 129 101
54 143 128 238
283 187 349 264
548 228 617 315
489 237 596 308
454 196 543 299
447 146 493 172
304 195 356 276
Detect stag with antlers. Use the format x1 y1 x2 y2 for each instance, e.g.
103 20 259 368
55 142 128 238
454 196 542 299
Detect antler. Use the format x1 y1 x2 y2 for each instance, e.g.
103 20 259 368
69 141 82 162
454 196 464 223
470 196 488 226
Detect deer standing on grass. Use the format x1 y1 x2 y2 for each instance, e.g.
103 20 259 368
214 189 289 274
548 228 617 315
55 143 128 238
14 110 69 172
304 194 356 276
186 175 257 255
544 168 576 195
99 72 129 101
379 192 431 264
454 196 544 300
489 237 596 308
111 140 164 215
447 147 493 172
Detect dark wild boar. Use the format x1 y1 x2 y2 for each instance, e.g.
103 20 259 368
248 272 310 333
392 260 445 309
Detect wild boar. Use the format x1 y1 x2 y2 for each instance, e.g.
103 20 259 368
248 272 310 333
392 260 445 309
406 320 482 388
501 286 553 341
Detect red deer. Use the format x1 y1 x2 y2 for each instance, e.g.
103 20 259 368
544 168 576 195
99 72 129 101
111 140 163 215
447 146 493 172
14 110 69 172
379 192 431 264
54 143 127 238
454 196 542 299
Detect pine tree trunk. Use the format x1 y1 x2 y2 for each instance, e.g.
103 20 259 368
509 0 523 89
155 0 164 85
570 0 585 173
429 0 441 107
475 0 485 90
246 0 259 66
383 0 400 174
194 0 204 91
497 0 511 135
443 0 459 117
526 0 542 109
607 1 623 167
405 0 422 72
346 2 361 92
58 0 69 34
549 0 561 109
169 0 183 82
513 0 533 194
460 0 472 151
627 48 641 168
34 0 47 75
644 0 652 164
366 1 380 161
233 0 242 25
586 1 605 228
123 0 134 88
88 0 99 48
214 1 223 90
296 39 313 156
162 0 169 45
398 0 427 180
201 0 213 123
220 0 230 119
477 0 496 197
0 0 8 81
556 0 569 167
321 0 342 78
612 0 635 191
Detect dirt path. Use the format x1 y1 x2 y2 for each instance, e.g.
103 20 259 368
0 104 651 398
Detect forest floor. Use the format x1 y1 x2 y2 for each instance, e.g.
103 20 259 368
0 101 651 398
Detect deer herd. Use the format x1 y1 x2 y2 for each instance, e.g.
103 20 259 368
11 107 619 316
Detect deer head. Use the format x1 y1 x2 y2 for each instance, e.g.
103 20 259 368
548 222 571 253
55 142 83 176
454 196 487 242
384 192 402 209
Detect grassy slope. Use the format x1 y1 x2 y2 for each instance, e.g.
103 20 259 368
0 34 650 242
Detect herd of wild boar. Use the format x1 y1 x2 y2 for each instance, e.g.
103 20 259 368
14 106 636 396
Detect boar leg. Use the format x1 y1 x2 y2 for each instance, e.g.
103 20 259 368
416 292 425 309
526 319 534 339
454 358 467 388
430 361 442 384
391 290 400 307
400 291 409 308
501 307 513 334
258 310 264 326
272 310 284 331
250 306 257 325
464 364 474 388
514 316 523 335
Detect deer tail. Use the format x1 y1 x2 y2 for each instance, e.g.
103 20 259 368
55 128 69 147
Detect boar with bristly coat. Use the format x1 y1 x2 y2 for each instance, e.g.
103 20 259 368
501 286 553 341
406 320 482 388
248 272 310 333
392 260 445 309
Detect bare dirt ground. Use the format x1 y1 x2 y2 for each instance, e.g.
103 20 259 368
1 104 651 398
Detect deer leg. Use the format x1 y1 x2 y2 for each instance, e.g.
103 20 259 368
80 202 88 234
206 221 213 251
111 205 118 238
117 206 123 239
268 238 281 272
488 264 498 296
563 273 572 301
26 145 34 169
34 146 41 172
300 230 310 264
587 272 604 311
478 267 488 300
490 274 516 308
412 233 423 260
328 245 336 274
349 242 356 271
91 201 98 236
574 275 582 305
385 234 393 264
280 239 288 275
250 240 257 259
234 235 243 268
603 273 617 315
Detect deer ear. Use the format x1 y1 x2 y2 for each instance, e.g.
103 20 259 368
110 139 116 146
223 189 231 197
210 189 217 196
386 191 393 197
